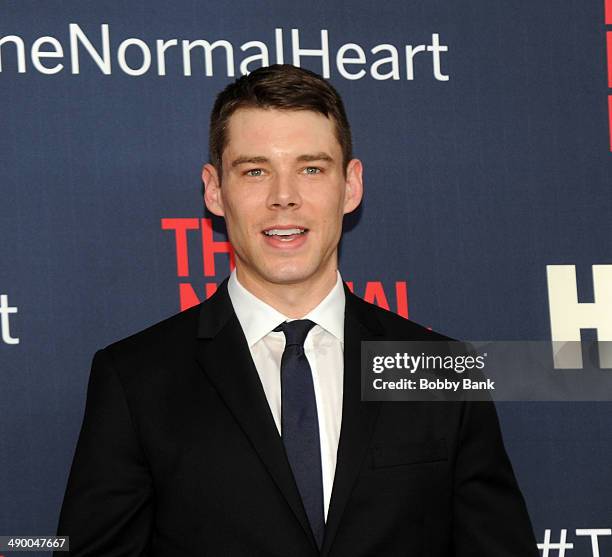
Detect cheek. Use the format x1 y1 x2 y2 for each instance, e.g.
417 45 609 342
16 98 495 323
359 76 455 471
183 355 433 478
311 187 344 212
223 197 258 228
318 215 343 243
323 198 346 224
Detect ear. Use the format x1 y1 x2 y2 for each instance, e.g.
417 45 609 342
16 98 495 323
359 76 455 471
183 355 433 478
342 158 364 215
202 163 225 217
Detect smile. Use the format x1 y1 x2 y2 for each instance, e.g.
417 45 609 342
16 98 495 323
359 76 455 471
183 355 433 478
262 226 310 247
263 227 308 240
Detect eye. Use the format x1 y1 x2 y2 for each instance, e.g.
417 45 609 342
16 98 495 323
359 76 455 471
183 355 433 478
303 167 321 175
245 168 264 177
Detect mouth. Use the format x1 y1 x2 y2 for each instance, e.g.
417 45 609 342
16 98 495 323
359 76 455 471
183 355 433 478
262 226 309 242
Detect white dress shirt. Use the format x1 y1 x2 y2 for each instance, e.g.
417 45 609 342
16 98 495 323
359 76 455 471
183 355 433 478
227 269 345 521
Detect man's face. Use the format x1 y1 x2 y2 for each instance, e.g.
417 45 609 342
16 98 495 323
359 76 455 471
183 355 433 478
203 108 363 290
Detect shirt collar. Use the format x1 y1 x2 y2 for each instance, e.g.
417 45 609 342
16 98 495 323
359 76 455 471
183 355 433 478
227 269 345 347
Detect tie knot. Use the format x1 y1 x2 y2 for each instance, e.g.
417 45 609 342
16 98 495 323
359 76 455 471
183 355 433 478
274 319 316 347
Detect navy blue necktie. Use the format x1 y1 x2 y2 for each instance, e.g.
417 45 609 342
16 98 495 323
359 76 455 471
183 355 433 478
274 319 325 549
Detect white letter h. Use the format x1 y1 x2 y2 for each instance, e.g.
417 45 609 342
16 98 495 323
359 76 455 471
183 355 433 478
547 265 612 368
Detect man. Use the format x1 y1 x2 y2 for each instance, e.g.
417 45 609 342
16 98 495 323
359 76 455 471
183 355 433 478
56 64 538 556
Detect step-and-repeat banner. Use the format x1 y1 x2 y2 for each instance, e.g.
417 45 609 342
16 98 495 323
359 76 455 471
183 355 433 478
2 1 611 555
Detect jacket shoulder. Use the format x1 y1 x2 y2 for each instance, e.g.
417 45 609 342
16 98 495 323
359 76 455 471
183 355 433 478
102 303 203 362
348 291 453 341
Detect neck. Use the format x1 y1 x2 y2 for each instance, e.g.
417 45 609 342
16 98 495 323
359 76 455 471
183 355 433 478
235 266 338 318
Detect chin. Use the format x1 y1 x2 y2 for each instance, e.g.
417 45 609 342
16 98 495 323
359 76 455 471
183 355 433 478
260 264 316 286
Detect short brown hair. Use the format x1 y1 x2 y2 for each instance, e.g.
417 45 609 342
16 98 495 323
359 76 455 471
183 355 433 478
209 64 353 176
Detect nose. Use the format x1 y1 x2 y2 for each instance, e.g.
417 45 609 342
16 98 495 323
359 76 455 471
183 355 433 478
267 171 302 210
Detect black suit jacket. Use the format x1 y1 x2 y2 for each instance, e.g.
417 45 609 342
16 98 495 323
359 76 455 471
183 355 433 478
56 279 538 556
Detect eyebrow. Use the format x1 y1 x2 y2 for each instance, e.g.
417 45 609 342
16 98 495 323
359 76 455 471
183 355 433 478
296 152 334 163
231 155 269 167
230 152 334 167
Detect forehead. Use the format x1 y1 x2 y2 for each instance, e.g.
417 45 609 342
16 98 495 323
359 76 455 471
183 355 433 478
223 108 341 159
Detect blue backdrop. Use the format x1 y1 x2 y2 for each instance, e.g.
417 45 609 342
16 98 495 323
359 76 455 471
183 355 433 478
2 1 611 555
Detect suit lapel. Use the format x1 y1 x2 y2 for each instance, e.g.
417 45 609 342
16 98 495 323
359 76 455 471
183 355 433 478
194 280 318 549
320 286 384 557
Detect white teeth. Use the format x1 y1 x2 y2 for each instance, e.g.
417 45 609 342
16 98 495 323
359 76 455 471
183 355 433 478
264 228 305 236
